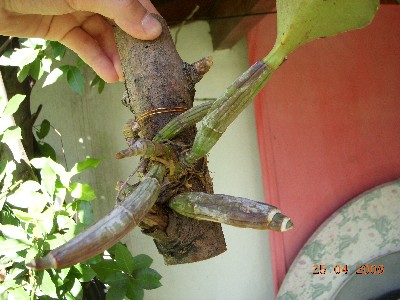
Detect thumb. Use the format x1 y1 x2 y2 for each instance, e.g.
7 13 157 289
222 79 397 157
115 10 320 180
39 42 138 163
71 0 162 40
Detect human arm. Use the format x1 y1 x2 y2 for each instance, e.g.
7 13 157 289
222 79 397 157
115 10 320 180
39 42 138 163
0 0 162 82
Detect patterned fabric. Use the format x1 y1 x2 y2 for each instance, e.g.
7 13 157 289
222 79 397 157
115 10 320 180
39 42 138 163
277 179 400 299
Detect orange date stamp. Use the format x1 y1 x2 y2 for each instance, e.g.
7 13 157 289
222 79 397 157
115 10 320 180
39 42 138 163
313 264 385 275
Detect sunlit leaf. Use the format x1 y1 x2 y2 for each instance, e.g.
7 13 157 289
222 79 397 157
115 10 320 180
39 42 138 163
69 278 83 298
41 162 56 197
17 64 30 82
43 68 64 87
0 239 30 256
70 158 100 175
0 48 39 67
12 209 33 222
6 188 45 209
77 200 94 226
70 183 96 201
2 94 26 117
41 57 52 73
0 224 28 241
25 245 39 265
40 270 58 299
1 126 22 143
6 286 29 300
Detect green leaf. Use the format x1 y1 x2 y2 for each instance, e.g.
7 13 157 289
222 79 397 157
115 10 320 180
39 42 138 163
31 158 69 186
131 254 153 272
90 75 100 87
43 68 64 87
70 158 100 175
36 209 55 234
6 189 46 210
54 187 67 210
1 126 22 143
104 272 130 287
90 75 106 94
106 285 128 300
49 41 66 59
2 94 26 117
97 79 105 94
17 64 30 82
66 66 84 95
21 38 46 48
25 245 39 264
45 233 68 249
70 183 96 201
37 119 51 139
76 57 86 68
134 268 162 290
40 270 58 298
0 224 28 241
41 57 52 73
114 243 135 274
0 159 7 183
37 142 57 161
20 180 41 192
29 58 44 81
0 239 30 256
12 209 33 222
41 162 56 197
126 280 144 300
54 267 70 281
6 286 29 300
73 264 96 282
91 260 121 282
69 278 83 298
77 200 94 226
56 214 74 230
0 48 39 67
266 0 380 68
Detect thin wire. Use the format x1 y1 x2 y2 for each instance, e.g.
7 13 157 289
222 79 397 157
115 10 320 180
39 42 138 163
168 11 277 26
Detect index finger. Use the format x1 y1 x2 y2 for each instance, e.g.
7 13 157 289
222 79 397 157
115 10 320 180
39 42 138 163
68 0 162 40
1 0 162 40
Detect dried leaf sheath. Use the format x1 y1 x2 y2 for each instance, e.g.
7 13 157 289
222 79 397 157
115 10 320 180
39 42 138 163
27 177 160 270
170 192 293 232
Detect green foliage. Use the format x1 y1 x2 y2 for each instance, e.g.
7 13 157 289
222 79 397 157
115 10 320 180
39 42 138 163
0 38 106 95
0 141 161 298
92 243 161 300
1 38 161 299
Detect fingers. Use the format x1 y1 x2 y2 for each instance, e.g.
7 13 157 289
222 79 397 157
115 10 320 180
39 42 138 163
60 21 120 83
80 14 124 81
68 0 162 40
2 0 162 40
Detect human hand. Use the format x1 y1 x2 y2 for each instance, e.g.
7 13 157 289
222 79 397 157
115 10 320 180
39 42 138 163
0 0 162 83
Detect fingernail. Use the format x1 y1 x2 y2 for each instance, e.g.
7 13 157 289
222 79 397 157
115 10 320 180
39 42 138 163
141 13 162 37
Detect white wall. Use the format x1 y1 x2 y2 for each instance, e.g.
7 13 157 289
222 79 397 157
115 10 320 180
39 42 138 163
31 21 274 300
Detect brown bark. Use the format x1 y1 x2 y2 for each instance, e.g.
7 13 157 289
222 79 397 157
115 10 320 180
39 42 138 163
114 15 226 264
0 37 36 160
